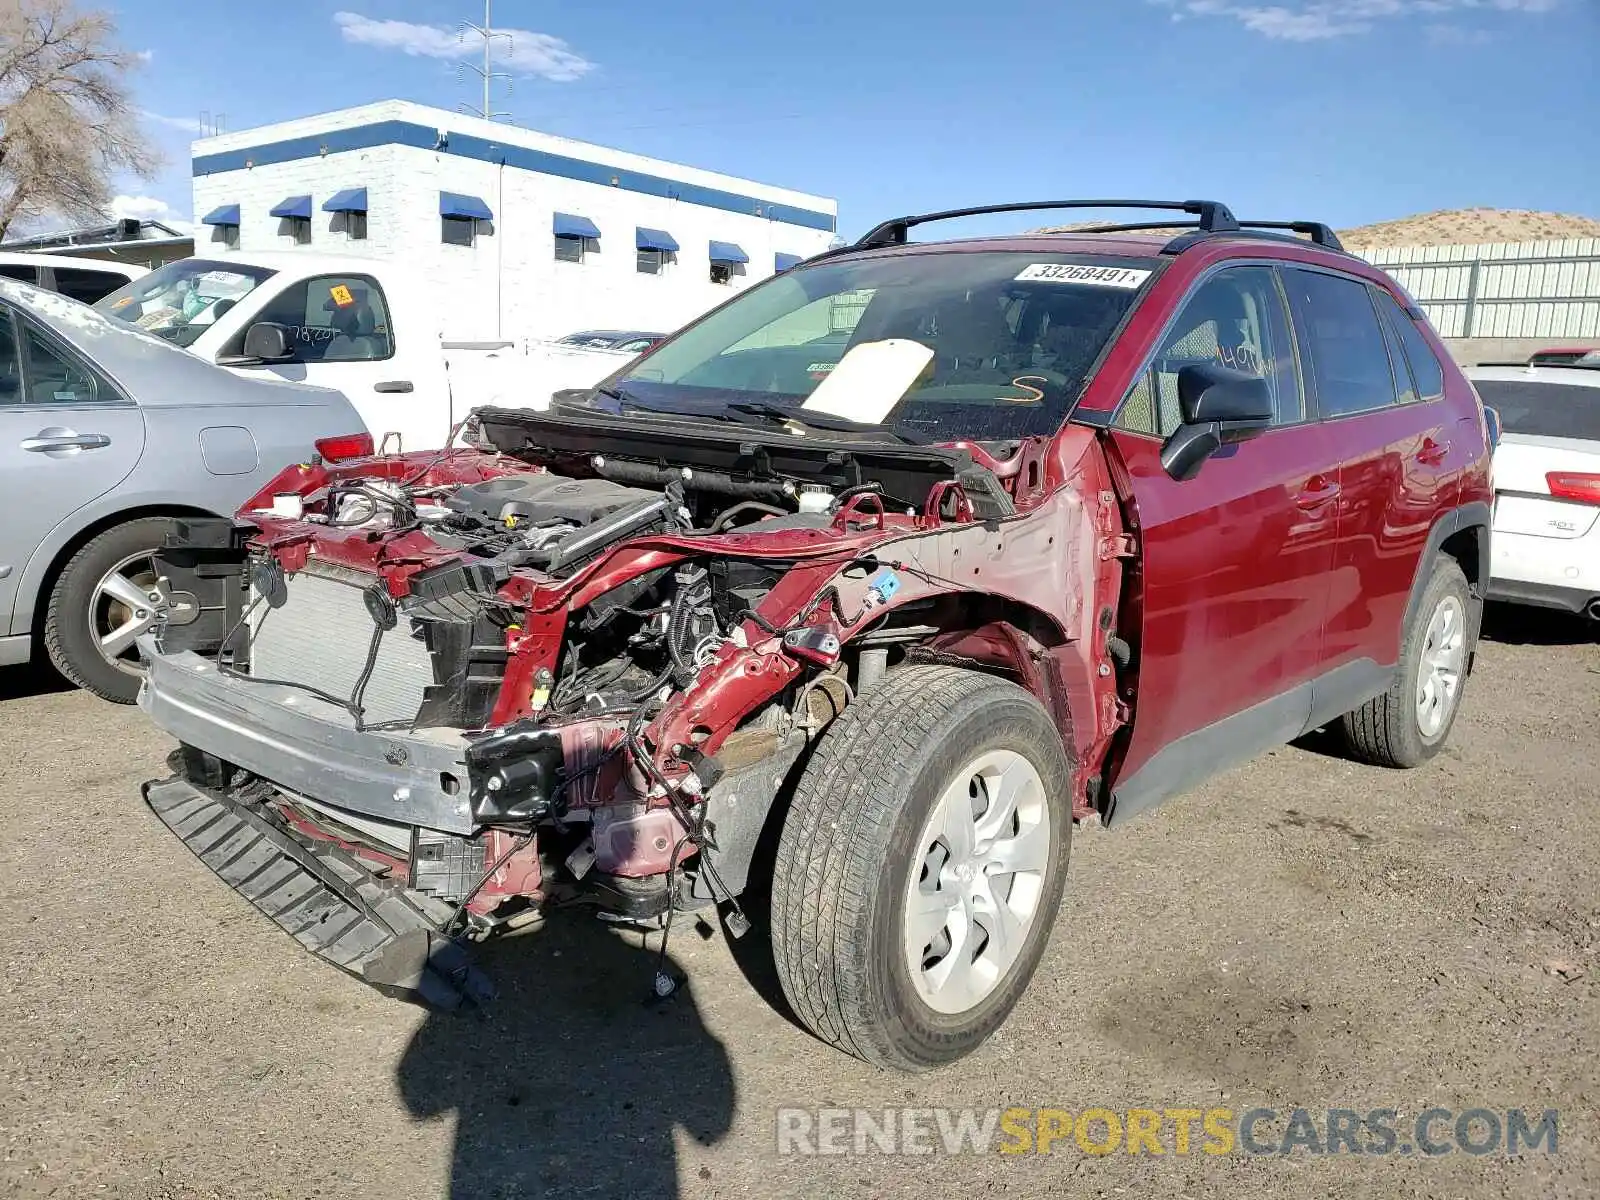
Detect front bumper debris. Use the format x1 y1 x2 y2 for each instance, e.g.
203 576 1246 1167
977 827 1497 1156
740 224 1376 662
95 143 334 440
143 774 492 1010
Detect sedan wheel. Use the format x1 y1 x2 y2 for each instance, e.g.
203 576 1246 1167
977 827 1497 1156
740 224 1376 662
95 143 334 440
92 552 170 674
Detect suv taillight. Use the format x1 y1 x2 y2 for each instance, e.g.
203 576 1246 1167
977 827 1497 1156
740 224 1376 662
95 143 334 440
315 432 376 462
1547 471 1600 505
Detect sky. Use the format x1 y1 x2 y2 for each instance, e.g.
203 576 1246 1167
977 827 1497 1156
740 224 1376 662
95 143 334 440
112 0 1599 241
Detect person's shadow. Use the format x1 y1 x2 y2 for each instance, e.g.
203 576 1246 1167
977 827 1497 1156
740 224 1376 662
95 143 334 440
397 916 735 1199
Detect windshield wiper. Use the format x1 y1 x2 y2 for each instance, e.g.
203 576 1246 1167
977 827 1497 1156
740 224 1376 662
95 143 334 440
724 401 929 445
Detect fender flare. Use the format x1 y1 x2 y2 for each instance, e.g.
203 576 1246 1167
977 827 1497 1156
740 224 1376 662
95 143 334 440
1399 499 1492 658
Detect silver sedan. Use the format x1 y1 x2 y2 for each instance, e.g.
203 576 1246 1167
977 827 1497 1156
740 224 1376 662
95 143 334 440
0 277 368 702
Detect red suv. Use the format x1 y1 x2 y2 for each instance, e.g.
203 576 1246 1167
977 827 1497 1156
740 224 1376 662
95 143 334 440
138 199 1492 1071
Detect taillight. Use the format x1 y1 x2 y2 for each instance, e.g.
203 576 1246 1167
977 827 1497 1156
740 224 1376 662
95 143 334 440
314 432 375 462
1547 471 1600 505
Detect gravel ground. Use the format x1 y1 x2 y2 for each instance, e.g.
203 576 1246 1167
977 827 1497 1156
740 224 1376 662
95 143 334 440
1 605 1596 1199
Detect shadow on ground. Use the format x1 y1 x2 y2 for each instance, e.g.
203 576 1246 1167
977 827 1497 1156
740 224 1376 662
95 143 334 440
397 916 735 1199
0 663 72 703
1480 601 1598 646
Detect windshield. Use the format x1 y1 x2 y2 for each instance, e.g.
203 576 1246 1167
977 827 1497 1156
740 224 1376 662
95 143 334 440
614 250 1154 441
1472 377 1600 441
95 259 276 348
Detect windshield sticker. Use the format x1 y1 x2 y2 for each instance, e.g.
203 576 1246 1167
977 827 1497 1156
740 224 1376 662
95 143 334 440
1015 263 1151 288
329 284 355 308
802 339 935 425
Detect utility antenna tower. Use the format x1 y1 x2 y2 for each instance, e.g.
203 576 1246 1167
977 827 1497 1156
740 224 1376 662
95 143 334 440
456 0 514 121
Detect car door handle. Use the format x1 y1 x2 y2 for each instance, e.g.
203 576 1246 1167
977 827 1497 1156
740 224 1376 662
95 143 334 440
374 380 414 394
21 432 111 453
1295 478 1342 510
1417 438 1451 466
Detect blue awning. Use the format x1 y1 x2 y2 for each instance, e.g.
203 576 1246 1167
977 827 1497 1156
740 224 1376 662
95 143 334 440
708 240 749 265
636 227 680 253
774 252 803 272
322 187 368 214
553 213 600 239
200 204 240 227
440 191 493 221
270 195 312 220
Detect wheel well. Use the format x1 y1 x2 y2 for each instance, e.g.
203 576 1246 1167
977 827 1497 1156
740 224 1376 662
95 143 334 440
1439 523 1487 596
29 505 219 643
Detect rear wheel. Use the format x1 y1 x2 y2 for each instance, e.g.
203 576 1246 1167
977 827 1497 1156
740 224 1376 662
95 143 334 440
770 665 1072 1071
1342 557 1472 767
44 517 180 703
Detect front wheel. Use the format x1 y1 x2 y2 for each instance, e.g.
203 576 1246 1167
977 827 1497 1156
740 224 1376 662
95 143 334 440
770 664 1072 1071
1342 557 1473 767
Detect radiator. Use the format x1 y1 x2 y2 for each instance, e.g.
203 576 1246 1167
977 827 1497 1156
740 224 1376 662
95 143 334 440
250 566 435 726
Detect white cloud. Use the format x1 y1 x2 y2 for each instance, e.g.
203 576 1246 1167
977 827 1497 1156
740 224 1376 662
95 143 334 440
108 195 193 236
1153 0 1561 39
332 11 595 82
139 109 204 135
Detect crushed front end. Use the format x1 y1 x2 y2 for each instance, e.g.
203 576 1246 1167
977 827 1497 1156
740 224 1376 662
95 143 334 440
137 404 1129 1007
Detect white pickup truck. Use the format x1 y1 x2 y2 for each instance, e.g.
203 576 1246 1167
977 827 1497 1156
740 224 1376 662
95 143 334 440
93 251 642 450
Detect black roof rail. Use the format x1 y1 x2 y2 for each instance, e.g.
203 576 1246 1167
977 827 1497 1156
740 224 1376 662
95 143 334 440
1238 220 1343 249
852 199 1239 250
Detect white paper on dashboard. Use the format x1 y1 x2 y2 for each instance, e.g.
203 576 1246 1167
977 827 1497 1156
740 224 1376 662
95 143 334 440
800 339 935 425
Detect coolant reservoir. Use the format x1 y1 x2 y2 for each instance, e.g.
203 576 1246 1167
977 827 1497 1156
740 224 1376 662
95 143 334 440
796 485 833 514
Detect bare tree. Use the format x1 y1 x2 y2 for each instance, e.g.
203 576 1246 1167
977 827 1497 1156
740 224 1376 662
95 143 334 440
0 0 160 239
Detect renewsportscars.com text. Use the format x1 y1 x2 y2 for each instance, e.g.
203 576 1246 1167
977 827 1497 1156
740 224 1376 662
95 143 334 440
775 1106 1559 1158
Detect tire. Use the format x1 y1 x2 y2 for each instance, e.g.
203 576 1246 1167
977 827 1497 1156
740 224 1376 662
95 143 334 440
43 517 178 704
1342 557 1472 768
770 664 1072 1071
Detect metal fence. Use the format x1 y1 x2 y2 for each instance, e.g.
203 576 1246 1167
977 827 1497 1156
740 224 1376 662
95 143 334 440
1354 238 1600 341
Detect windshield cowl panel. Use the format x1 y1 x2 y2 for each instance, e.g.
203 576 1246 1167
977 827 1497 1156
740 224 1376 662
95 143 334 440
617 249 1158 443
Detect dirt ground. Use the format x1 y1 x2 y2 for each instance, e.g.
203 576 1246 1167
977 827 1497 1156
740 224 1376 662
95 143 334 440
1 605 1596 1200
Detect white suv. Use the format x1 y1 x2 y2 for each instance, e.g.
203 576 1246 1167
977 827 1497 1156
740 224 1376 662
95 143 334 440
1467 357 1600 620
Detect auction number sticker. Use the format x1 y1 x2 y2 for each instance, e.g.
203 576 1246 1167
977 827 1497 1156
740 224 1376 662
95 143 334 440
1015 263 1151 288
329 283 355 307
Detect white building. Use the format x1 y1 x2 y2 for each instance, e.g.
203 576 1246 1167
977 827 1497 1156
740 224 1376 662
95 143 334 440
189 100 838 342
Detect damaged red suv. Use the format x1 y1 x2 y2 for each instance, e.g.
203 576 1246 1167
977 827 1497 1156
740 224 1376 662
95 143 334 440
138 200 1492 1071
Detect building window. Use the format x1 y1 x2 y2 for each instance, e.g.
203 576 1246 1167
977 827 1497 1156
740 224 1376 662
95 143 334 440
284 217 311 246
710 262 732 285
637 248 673 275
335 211 367 241
215 224 239 250
554 235 586 263
442 216 477 247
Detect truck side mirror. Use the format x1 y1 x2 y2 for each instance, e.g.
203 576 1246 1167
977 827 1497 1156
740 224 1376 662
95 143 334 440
243 322 294 363
219 322 295 367
1161 363 1275 481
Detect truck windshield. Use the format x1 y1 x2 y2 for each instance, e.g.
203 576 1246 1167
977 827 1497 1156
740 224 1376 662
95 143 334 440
95 259 276 348
613 250 1154 442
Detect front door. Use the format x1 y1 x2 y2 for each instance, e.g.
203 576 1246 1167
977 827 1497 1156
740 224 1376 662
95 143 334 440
225 274 426 451
1102 264 1340 822
0 307 146 635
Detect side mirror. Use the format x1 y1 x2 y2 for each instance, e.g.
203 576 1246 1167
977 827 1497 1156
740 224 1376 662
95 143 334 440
1483 405 1502 452
1161 363 1275 481
219 322 294 366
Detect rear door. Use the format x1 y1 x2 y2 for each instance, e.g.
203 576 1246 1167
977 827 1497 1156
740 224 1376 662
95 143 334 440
1281 269 1458 708
0 308 146 635
1104 263 1339 821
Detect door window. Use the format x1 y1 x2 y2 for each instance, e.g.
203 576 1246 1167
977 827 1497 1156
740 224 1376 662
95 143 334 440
1117 266 1303 436
52 268 129 304
16 318 102 405
1374 289 1446 402
241 275 395 363
1284 269 1399 418
0 311 19 405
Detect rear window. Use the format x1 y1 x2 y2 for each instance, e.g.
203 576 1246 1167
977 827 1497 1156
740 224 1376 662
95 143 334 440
1472 378 1600 441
